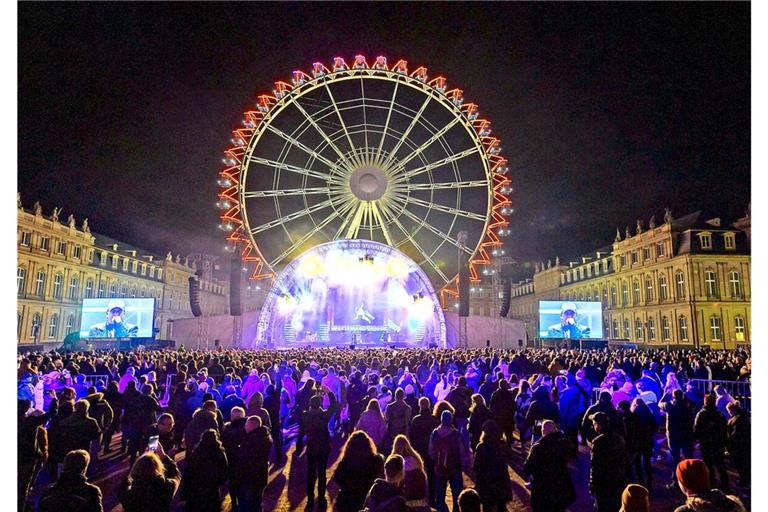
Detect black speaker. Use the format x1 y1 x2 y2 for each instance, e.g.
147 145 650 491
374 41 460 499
188 276 202 317
458 263 470 317
229 255 242 316
499 277 511 317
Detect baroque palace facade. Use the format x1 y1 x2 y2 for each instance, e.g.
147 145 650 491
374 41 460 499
508 209 751 349
17 198 230 345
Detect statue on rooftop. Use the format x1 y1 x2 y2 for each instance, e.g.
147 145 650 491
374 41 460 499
664 207 673 224
33 201 42 216
67 214 75 228
649 215 656 229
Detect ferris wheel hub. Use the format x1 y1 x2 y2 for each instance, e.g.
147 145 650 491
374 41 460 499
349 166 388 201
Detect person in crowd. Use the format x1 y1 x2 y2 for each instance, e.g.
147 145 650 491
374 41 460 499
726 402 750 487
385 388 412 451
263 384 284 462
357 398 388 450
693 394 730 492
673 459 746 512
182 428 228 512
433 373 451 402
19 397 54 512
446 376 473 434
101 380 123 454
362 454 408 512
303 386 337 508
333 431 385 512
232 416 273 512
620 483 650 512
144 412 176 455
626 397 657 490
490 379 517 448
391 434 428 507
119 443 181 512
184 400 219 453
582 390 618 444
429 410 469 512
589 412 628 512
472 420 512 512
37 449 102 512
457 488 481 512
246 391 271 429
523 419 576 512
467 394 493 452
60 399 101 464
660 388 696 487
410 397 441 507
526 385 560 448
559 373 589 447
221 406 248 506
220 385 245 422
713 385 736 419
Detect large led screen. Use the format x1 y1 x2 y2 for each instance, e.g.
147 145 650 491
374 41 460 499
539 300 603 339
80 298 156 339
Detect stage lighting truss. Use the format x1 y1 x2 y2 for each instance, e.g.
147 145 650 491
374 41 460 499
217 55 512 302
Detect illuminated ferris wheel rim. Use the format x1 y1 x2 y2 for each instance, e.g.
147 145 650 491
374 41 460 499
217 55 513 296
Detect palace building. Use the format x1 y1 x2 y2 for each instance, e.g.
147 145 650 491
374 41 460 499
507 209 751 348
17 198 230 345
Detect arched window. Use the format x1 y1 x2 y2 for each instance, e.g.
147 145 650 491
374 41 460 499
17 267 26 296
65 315 74 335
648 317 656 340
645 277 654 302
734 316 745 341
675 271 685 300
729 271 743 298
109 284 116 297
612 319 619 339
623 318 630 339
69 276 79 300
662 316 670 340
611 285 617 308
635 319 643 340
710 316 721 341
53 273 63 299
678 316 688 341
85 280 94 298
31 313 41 340
658 274 668 301
621 282 628 306
632 280 641 304
602 286 608 305
35 271 46 296
704 269 718 297
98 282 105 298
48 314 58 339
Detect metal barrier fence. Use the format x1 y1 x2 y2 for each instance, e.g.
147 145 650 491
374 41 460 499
82 374 112 390
688 379 751 411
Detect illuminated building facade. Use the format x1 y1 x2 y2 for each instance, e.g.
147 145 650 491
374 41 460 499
17 199 229 345
508 210 751 348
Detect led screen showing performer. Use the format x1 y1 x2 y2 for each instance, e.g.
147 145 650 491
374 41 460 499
80 298 156 339
539 301 603 339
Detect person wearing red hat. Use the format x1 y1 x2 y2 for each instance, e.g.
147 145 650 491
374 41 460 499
673 459 746 512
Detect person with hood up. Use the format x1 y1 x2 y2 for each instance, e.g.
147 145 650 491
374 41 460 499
673 459 746 512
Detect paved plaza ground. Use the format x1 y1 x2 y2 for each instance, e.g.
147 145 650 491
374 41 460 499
29 430 750 512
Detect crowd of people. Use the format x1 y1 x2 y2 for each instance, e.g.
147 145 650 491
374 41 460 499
17 345 751 512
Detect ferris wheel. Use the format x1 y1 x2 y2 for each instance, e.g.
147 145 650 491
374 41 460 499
217 55 512 299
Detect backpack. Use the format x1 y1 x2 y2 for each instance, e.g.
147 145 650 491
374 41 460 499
433 430 462 477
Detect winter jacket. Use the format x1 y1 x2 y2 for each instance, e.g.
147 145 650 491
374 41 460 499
232 426 272 491
589 431 628 497
363 479 408 512
472 439 512 506
694 406 728 457
357 410 387 448
410 412 440 459
673 489 747 512
119 453 181 512
38 472 103 512
523 431 576 512
661 398 696 443
385 399 412 440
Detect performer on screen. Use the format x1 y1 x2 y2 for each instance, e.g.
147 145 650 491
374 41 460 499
353 302 375 323
88 299 139 338
546 302 590 339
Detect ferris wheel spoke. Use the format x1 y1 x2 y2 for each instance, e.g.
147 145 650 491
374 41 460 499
382 93 433 170
393 203 473 255
322 81 364 169
391 180 488 192
243 187 333 199
369 201 394 245
374 80 400 168
344 201 368 239
249 156 344 184
292 99 352 168
392 116 463 170
264 124 344 173
400 195 487 222
391 147 481 184
250 197 344 235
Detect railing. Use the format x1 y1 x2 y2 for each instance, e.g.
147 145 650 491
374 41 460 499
82 374 111 390
688 379 751 411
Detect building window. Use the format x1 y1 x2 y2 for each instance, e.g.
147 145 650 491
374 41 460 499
20 231 31 246
111 255 118 268
141 263 147 275
656 242 665 257
69 277 79 299
710 316 721 341
658 274 668 301
99 252 106 265
157 269 163 280
611 286 617 308
704 269 718 297
131 261 138 273
73 246 81 259
85 280 94 298
121 285 128 297
675 271 685 300
622 282 628 306
620 255 626 267
648 317 656 340
17 267 26 296
623 318 630 339
724 233 736 250
131 286 137 297
602 286 608 305
643 247 650 261
35 271 46 296
53 273 63 299
40 236 50 251
635 319 643 340
633 280 641 304
66 315 74 335
734 316 745 341
48 314 58 339
122 258 129 271
31 313 41 340
109 284 116 297
98 282 105 298
612 320 619 339
56 241 66 255
662 316 671 340
645 278 654 302
699 233 712 250
603 260 609 272
631 252 638 264
679 316 688 341
149 267 155 278
729 271 743 298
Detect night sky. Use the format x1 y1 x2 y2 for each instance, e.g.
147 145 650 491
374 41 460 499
18 2 750 277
